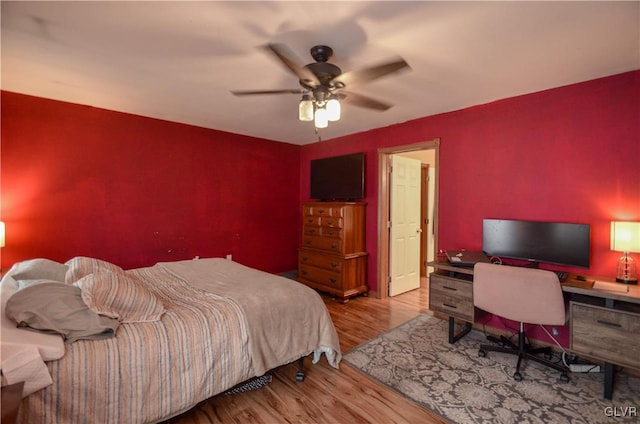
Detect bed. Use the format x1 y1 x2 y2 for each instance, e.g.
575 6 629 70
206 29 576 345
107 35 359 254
0 256 342 424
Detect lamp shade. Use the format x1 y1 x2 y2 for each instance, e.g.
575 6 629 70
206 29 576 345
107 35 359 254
314 107 328 128
326 97 341 121
611 221 640 253
298 95 314 121
0 221 4 248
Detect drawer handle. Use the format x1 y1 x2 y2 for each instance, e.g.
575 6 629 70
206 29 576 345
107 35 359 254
302 256 308 262
308 229 316 234
330 262 338 268
327 220 333 226
305 239 312 245
329 278 337 284
443 286 458 291
596 320 622 328
301 270 307 275
443 303 458 309
331 243 338 248
318 209 325 214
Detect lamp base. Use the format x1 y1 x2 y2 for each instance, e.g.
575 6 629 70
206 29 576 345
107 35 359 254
615 277 638 284
615 253 638 285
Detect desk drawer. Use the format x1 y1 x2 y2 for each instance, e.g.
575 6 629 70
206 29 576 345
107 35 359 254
429 273 473 300
429 273 474 321
429 290 475 321
570 302 640 370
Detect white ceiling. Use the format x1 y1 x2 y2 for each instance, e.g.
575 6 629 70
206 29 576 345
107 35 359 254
2 1 638 145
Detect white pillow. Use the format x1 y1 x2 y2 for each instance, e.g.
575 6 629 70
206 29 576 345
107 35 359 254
10 258 68 282
16 279 65 290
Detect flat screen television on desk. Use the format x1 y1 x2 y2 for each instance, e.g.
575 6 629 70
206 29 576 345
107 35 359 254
483 219 591 269
310 152 365 201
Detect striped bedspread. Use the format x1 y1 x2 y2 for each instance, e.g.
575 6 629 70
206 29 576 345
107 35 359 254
18 265 254 424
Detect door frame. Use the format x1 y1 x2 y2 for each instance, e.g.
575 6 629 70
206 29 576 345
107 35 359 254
377 138 440 299
420 163 430 278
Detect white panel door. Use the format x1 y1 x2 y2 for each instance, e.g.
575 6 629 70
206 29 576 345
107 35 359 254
389 155 422 296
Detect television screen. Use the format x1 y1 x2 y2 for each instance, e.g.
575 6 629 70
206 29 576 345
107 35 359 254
482 219 591 268
310 153 365 201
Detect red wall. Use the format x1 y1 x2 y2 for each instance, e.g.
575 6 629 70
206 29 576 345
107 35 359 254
1 92 300 273
2 72 638 346
3 71 638 291
300 71 640 293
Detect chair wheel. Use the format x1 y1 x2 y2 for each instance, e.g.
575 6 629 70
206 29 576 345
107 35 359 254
295 372 305 382
560 373 570 383
478 350 486 358
513 372 523 381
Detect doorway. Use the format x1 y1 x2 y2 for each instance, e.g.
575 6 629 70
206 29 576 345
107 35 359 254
377 139 440 299
388 154 422 296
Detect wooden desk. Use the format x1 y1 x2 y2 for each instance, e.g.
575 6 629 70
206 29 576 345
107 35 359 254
427 260 640 400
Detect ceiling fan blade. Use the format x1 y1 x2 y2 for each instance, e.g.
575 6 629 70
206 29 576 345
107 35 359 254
231 89 302 96
339 91 393 111
332 58 410 88
265 43 320 87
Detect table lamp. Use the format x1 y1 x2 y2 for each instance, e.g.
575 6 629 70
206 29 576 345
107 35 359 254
610 221 640 284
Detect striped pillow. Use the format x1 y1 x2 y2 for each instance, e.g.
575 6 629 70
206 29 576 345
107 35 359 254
65 257 124 284
74 272 165 323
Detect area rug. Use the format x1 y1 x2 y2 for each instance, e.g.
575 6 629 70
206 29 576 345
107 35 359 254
343 314 640 424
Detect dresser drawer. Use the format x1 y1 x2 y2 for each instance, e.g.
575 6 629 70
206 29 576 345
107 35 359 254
303 216 320 226
299 250 343 273
317 206 343 217
298 264 342 288
306 204 344 217
570 302 640 369
302 235 343 253
303 225 321 236
320 216 343 228
321 226 343 238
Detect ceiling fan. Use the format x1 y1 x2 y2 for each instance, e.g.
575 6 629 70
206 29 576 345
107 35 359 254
231 43 410 129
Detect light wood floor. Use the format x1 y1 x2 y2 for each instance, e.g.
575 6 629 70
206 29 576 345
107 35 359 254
165 281 447 424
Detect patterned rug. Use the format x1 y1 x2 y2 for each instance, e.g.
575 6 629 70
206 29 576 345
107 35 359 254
343 314 640 423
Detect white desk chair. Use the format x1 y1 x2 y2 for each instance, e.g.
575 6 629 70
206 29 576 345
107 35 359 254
473 262 570 382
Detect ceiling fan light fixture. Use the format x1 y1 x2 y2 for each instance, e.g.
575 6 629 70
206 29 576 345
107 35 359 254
327 96 341 121
314 107 328 128
298 94 314 121
232 43 410 132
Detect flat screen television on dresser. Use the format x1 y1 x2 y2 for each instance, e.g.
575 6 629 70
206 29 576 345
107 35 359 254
310 152 365 201
482 218 591 268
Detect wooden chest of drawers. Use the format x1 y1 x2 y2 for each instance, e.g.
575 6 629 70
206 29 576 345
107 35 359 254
298 202 367 302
